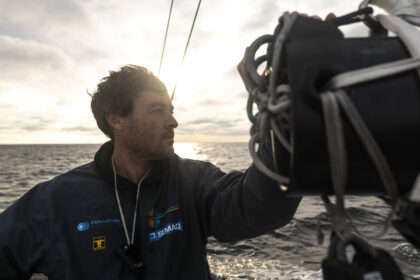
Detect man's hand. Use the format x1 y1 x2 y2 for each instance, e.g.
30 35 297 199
237 48 248 90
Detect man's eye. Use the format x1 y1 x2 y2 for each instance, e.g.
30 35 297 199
152 108 163 113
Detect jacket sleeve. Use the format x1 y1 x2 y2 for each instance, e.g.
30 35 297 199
0 184 50 279
196 142 301 242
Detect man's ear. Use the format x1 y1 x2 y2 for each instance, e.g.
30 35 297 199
106 112 125 131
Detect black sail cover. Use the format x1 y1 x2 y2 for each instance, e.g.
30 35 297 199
278 16 420 195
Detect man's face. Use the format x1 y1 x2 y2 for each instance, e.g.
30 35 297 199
120 90 178 160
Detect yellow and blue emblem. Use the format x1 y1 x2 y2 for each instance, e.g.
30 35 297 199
148 205 179 228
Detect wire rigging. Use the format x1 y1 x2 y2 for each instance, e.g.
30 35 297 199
170 0 202 101
156 0 203 101
158 0 175 77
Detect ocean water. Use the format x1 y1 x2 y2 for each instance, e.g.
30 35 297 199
0 143 419 280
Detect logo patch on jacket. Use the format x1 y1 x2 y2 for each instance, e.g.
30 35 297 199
148 221 183 242
93 236 106 250
148 205 179 229
76 219 120 232
77 222 90 231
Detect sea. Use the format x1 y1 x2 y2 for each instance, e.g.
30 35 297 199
0 143 419 280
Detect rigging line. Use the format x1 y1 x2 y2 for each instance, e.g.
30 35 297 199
158 0 175 77
171 0 202 101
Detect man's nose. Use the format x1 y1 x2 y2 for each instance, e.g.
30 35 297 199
168 113 178 129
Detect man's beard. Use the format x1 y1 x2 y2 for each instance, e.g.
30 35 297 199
126 128 174 161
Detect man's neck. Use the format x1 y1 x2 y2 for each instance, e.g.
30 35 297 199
112 143 152 184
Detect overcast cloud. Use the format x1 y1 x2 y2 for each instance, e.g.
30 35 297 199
0 0 375 143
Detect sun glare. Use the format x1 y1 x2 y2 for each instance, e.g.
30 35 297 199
174 142 207 161
158 64 180 96
157 57 207 102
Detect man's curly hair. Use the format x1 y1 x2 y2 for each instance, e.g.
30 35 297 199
90 65 167 139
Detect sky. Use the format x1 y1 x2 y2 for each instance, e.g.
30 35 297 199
0 0 372 144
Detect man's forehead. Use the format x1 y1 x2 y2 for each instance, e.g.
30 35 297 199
136 89 168 97
134 90 173 106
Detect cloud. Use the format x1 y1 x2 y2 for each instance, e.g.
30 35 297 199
0 0 99 63
20 125 48 132
184 117 218 125
0 35 73 80
0 117 97 139
179 116 249 136
224 65 242 79
0 0 89 35
241 1 285 33
197 98 226 107
61 125 98 134
0 0 378 143
0 115 56 132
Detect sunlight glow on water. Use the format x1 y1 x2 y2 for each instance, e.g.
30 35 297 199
174 142 207 161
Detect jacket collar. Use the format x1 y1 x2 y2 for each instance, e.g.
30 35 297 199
94 141 169 186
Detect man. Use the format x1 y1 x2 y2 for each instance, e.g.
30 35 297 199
0 65 301 279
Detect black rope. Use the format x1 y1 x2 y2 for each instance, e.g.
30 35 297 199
171 0 202 101
158 0 175 77
327 7 373 26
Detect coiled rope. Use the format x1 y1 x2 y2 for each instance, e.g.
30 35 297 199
240 4 420 240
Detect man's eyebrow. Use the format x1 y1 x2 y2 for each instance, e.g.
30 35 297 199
149 102 174 111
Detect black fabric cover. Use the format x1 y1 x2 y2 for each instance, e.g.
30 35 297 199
278 16 420 195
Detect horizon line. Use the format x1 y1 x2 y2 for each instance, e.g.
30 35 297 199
0 134 250 145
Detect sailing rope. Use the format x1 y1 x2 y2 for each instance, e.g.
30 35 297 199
240 5 420 239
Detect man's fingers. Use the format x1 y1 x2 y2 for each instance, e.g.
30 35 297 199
300 13 337 21
325 13 337 20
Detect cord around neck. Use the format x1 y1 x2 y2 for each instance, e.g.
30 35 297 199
111 155 151 245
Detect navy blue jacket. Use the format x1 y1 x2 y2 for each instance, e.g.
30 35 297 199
0 142 301 279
